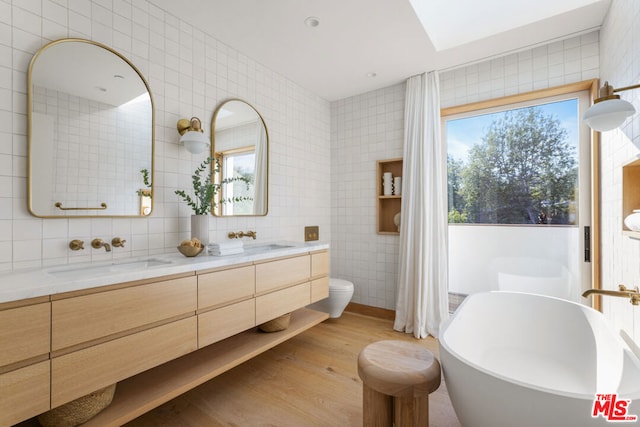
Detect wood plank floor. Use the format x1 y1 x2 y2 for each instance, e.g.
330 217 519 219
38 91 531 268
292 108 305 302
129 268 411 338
124 312 461 427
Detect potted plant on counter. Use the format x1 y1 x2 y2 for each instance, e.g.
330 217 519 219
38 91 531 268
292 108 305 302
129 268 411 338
175 156 251 245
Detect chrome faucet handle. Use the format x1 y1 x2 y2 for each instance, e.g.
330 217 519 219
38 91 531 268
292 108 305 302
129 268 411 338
111 237 126 248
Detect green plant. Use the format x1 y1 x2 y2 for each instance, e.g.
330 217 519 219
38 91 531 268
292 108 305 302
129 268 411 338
136 168 152 198
175 157 251 215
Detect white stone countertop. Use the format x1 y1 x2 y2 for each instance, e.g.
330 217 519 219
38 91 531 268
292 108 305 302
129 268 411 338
0 241 329 304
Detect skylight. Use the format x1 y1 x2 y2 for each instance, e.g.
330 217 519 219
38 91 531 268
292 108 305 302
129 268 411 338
409 0 605 51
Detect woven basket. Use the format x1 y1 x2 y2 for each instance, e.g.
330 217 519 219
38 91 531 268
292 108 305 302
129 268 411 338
258 313 291 332
38 383 116 427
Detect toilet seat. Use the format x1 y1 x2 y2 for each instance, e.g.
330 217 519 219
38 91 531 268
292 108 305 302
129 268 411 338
330 278 354 291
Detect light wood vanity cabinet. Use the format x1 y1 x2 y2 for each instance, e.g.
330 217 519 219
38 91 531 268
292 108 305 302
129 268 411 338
311 251 330 303
0 299 51 427
256 282 312 324
255 254 311 294
198 264 256 347
51 317 197 408
199 251 330 345
198 264 255 308
50 275 198 408
0 300 50 366
254 253 322 324
52 276 197 351
1 248 330 426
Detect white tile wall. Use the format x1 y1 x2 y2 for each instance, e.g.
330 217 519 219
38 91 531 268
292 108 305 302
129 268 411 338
1 0 330 271
331 31 600 310
32 86 151 215
439 32 600 108
331 84 405 309
597 0 640 341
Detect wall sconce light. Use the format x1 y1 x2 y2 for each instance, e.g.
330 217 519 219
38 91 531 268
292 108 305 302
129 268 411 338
583 81 639 132
177 117 210 154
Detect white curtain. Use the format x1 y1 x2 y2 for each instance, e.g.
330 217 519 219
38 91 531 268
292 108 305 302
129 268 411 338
253 123 267 214
393 71 449 339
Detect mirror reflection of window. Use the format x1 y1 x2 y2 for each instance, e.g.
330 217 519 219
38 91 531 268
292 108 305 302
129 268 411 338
218 148 255 215
138 189 152 216
211 99 268 216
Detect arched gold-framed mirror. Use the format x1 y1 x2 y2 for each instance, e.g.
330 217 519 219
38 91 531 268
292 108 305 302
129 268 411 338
211 99 268 216
27 38 154 217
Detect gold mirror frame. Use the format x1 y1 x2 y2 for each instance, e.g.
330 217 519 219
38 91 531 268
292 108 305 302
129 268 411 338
27 38 155 218
211 99 269 217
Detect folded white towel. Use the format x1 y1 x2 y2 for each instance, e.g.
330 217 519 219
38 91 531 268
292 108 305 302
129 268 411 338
208 247 245 257
207 241 244 251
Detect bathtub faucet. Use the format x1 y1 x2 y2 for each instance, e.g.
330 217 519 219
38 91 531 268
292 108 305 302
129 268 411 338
582 284 640 305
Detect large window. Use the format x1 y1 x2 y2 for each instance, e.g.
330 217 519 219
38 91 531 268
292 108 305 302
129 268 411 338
443 83 594 303
447 99 579 225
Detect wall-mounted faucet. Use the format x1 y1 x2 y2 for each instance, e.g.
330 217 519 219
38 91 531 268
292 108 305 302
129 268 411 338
91 238 112 252
228 231 257 240
582 284 640 305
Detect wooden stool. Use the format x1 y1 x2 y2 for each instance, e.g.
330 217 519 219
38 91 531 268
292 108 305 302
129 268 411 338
357 340 441 427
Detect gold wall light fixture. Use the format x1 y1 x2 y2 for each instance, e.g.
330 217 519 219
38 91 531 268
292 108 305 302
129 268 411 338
177 117 210 154
583 81 639 132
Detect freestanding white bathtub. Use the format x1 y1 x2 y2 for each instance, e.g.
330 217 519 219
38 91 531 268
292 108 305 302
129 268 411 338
439 291 640 427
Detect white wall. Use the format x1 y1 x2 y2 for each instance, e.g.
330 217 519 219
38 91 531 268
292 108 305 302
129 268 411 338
330 32 600 310
0 0 330 271
449 226 580 301
330 83 405 309
598 0 640 341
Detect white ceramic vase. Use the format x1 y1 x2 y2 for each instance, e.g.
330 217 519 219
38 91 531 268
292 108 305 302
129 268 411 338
191 214 210 245
624 210 640 231
383 172 393 195
393 176 402 195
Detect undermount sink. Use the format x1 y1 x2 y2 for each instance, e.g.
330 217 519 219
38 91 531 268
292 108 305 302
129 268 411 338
243 243 295 253
48 258 173 277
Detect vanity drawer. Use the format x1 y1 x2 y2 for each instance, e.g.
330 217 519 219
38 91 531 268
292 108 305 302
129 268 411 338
198 299 256 348
0 360 51 426
199 265 255 310
0 360 50 426
256 282 311 324
0 302 50 367
311 250 330 278
52 276 197 351
311 276 329 303
255 255 310 294
51 316 197 408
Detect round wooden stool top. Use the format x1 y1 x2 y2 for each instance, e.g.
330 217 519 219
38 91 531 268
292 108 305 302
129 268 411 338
357 340 441 398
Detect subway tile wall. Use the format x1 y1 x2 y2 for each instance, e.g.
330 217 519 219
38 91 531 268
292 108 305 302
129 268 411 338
330 31 600 310
597 0 640 342
0 0 330 272
439 31 600 108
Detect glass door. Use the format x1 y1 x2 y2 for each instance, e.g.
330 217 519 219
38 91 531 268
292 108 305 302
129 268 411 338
444 90 592 307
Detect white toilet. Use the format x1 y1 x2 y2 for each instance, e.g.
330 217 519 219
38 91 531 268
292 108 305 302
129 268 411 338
309 278 354 318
